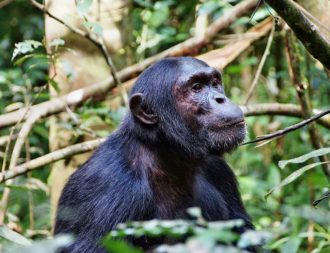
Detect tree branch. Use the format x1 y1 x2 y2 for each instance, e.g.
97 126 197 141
0 138 106 183
265 0 330 69
241 103 330 128
243 109 330 145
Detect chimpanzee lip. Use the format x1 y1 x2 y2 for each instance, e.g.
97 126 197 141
218 119 245 129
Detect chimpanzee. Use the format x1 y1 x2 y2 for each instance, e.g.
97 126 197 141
54 57 253 252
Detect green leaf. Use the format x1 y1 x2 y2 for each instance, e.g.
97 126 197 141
14 54 48 66
279 147 330 169
148 2 169 28
103 240 143 253
83 21 103 36
5 235 73 253
76 0 93 17
280 237 301 253
12 40 43 60
282 205 330 225
47 78 60 93
0 225 31 246
238 230 272 248
265 162 330 199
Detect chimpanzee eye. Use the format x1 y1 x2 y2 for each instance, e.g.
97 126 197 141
211 79 220 88
191 83 203 92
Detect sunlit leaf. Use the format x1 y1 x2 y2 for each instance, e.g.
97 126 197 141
76 0 93 17
279 147 330 169
238 230 272 248
5 234 73 253
280 237 301 253
12 40 43 60
265 162 330 199
283 205 330 225
0 225 31 246
14 54 48 66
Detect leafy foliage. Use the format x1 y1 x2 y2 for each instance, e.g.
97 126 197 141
103 208 272 253
0 1 330 253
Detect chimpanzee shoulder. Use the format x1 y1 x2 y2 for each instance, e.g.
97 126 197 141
54 132 154 245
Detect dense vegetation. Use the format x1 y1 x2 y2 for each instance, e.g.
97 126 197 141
0 0 329 252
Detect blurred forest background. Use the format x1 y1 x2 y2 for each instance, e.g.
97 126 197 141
0 0 330 252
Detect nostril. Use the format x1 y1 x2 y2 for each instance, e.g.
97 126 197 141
215 96 225 104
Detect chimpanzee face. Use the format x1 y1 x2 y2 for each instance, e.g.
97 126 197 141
129 57 245 155
173 60 246 153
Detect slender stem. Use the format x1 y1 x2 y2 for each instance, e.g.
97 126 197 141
243 109 330 145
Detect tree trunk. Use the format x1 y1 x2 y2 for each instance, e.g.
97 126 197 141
45 0 131 228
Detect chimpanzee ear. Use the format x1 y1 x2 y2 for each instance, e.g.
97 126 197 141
129 93 158 125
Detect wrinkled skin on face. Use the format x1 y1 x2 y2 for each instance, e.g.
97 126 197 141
174 60 246 154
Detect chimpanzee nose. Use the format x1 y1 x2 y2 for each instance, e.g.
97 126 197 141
214 95 226 104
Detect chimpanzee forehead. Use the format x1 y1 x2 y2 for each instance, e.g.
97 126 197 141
177 61 220 84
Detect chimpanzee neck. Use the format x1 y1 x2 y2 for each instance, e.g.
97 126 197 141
118 124 202 178
155 142 201 176
121 130 199 217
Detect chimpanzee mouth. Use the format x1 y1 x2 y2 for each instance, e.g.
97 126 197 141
216 119 245 130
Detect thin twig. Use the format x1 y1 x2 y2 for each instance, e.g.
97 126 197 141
0 138 106 183
0 134 18 146
243 109 330 145
25 140 34 230
313 190 330 206
244 19 275 104
265 0 330 69
248 0 264 23
0 87 45 224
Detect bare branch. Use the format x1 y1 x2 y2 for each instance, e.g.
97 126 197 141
0 134 17 146
265 0 330 69
244 20 275 104
0 138 106 183
243 109 330 145
8 110 46 171
240 103 330 128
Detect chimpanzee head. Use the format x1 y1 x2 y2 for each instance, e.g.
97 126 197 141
127 57 246 156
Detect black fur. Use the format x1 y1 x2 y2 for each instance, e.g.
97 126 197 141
55 57 252 253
